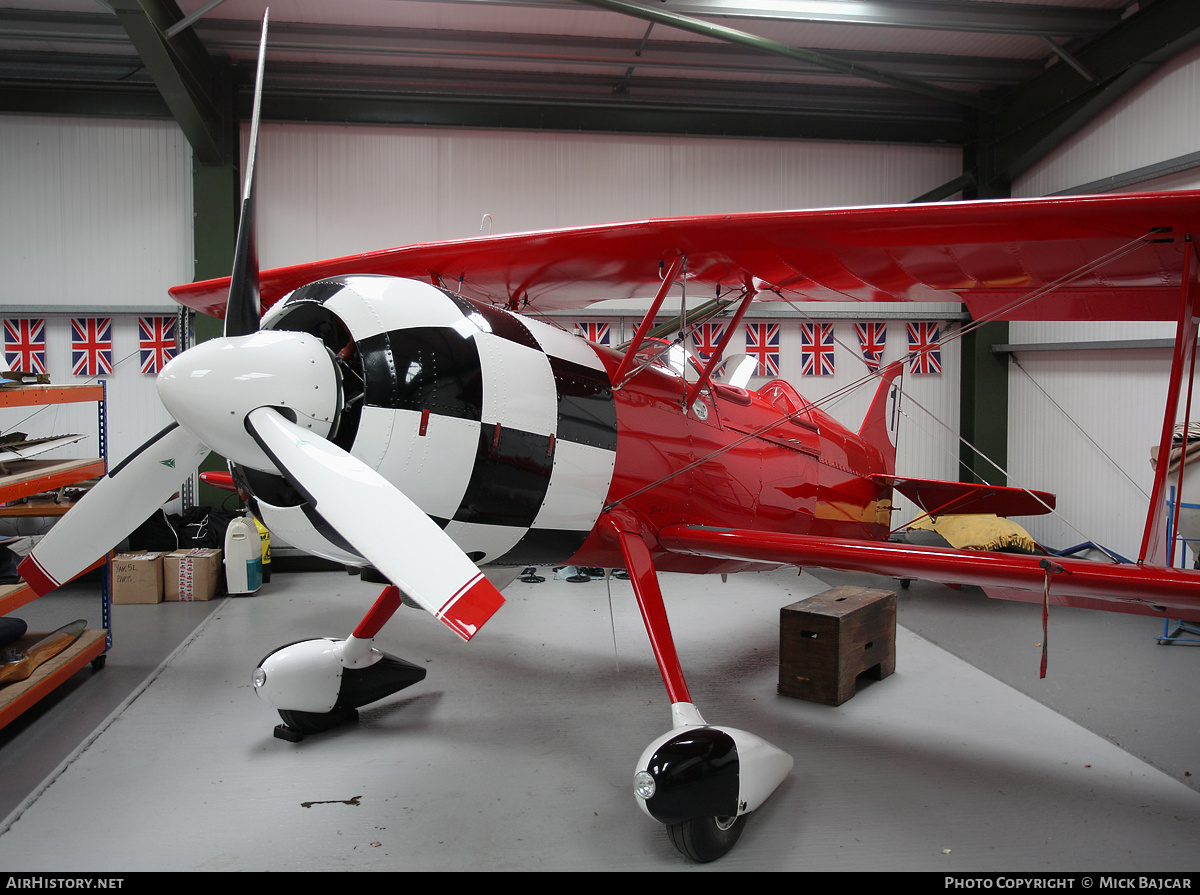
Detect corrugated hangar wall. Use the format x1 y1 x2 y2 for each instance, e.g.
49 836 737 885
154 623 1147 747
1009 41 1200 562
0 116 185 488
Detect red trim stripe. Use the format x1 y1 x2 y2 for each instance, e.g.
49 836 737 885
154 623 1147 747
437 573 505 641
17 554 59 597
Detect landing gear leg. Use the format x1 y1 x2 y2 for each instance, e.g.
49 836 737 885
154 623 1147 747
253 585 427 741
605 515 793 863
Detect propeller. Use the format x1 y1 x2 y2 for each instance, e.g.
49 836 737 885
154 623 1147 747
17 424 209 596
17 10 505 641
244 408 502 639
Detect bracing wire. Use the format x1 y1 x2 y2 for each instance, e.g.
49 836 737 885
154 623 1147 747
604 229 1162 532
1010 355 1150 502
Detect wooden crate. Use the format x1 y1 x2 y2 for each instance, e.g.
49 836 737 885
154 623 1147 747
779 585 896 706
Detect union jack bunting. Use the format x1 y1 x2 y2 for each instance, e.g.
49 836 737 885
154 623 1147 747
800 322 835 376
3 318 46 374
139 316 177 374
71 317 113 377
854 321 887 372
907 321 942 375
745 322 780 377
576 321 611 345
690 322 726 364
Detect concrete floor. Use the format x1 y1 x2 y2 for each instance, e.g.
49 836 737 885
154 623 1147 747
0 565 1197 871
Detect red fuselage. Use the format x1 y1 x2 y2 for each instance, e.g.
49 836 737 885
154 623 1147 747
567 344 893 573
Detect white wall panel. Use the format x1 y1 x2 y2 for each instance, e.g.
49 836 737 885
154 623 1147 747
252 123 962 267
0 116 192 311
0 117 188 510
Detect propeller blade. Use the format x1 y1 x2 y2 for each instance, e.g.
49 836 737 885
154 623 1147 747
224 10 269 339
18 424 209 596
244 407 504 640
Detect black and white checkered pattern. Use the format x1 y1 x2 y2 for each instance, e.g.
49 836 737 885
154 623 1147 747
250 275 618 568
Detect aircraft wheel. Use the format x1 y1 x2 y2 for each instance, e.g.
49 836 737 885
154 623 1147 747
666 814 746 863
278 706 355 735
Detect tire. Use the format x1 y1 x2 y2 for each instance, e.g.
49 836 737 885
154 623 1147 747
666 814 747 863
278 706 355 735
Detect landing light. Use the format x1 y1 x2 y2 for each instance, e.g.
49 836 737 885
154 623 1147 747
633 770 656 800
252 667 266 689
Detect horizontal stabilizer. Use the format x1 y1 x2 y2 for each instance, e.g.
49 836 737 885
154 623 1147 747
874 475 1055 517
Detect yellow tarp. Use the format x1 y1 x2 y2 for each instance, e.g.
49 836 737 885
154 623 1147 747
907 513 1038 553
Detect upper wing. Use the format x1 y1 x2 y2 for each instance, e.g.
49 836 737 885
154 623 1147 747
170 191 1200 321
657 524 1200 623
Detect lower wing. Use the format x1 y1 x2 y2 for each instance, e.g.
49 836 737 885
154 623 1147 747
657 524 1200 623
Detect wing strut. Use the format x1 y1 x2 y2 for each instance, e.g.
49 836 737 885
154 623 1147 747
684 289 755 408
1139 234 1200 568
612 255 685 387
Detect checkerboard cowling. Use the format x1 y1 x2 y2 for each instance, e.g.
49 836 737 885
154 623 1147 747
256 276 618 568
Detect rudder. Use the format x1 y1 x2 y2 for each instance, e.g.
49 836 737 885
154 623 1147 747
858 362 904 475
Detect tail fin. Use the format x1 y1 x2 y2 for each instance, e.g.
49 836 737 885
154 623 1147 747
858 362 904 475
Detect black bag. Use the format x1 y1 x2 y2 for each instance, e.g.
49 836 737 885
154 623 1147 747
128 509 180 552
175 507 236 549
128 507 237 552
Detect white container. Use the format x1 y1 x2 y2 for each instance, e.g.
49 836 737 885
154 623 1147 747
225 515 263 594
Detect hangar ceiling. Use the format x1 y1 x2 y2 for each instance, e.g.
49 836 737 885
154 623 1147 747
2 0 1199 195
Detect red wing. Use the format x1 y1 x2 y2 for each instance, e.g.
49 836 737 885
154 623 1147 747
170 191 1200 321
873 475 1056 517
657 524 1200 623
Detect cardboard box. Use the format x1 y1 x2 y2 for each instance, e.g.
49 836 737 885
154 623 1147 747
112 552 166 605
164 548 224 602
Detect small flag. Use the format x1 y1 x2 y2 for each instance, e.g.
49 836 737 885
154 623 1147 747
800 322 835 376
71 317 113 377
139 316 177 374
907 321 942 375
3 318 46 374
854 321 887 372
745 323 780 377
577 321 611 345
690 323 726 364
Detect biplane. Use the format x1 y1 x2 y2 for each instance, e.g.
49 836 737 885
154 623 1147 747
15 16 1200 862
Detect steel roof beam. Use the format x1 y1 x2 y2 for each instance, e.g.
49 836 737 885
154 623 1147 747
194 19 1041 86
437 0 1118 38
572 0 992 110
109 0 233 165
256 91 967 144
985 0 1200 186
665 0 1117 36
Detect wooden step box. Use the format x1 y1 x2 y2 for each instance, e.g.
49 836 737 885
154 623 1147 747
779 585 896 706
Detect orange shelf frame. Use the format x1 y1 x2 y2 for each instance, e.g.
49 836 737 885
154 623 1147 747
0 383 109 732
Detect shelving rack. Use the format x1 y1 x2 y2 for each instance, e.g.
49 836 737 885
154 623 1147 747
0 382 109 729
